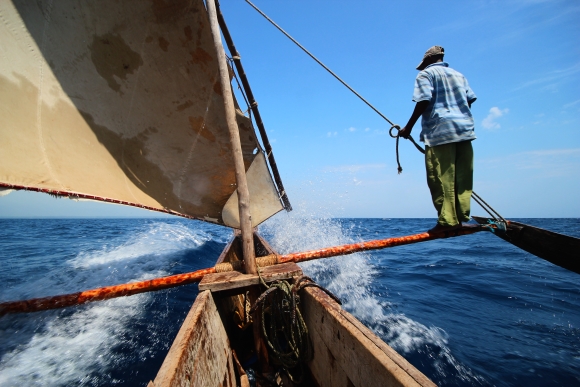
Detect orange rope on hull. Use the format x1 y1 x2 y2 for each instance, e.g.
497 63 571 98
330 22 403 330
0 227 486 316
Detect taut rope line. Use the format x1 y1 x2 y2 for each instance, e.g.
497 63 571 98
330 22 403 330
245 0 507 221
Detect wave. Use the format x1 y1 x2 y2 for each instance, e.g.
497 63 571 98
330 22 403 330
0 221 211 387
261 213 488 386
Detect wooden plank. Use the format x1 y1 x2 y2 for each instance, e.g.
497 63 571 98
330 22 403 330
215 233 239 265
198 263 302 292
303 287 436 387
307 319 352 387
151 290 235 387
473 216 580 274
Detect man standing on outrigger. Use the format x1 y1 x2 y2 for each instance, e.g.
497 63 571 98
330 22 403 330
399 46 477 233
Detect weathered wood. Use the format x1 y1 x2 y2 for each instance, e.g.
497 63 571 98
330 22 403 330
151 290 236 387
302 287 436 387
199 263 302 292
215 2 292 212
232 350 251 387
473 216 580 274
215 232 240 265
206 0 256 274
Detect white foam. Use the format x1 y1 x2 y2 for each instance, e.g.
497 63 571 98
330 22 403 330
261 212 485 384
0 291 148 386
70 222 211 268
261 213 382 321
0 221 211 387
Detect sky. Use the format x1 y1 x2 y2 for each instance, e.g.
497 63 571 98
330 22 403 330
1 0 579 219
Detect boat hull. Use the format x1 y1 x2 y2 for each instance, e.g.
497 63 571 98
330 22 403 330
149 233 435 387
473 217 580 274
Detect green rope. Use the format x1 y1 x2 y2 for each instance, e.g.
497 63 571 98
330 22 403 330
251 272 341 383
251 275 311 383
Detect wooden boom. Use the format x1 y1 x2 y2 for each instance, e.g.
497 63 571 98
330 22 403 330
0 227 485 316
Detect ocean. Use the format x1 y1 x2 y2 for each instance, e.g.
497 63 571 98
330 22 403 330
0 217 578 386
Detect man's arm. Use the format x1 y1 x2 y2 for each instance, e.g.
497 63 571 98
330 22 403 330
399 100 429 139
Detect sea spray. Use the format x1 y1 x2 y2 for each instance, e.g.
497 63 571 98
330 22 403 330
0 220 220 387
260 213 488 385
1 218 578 386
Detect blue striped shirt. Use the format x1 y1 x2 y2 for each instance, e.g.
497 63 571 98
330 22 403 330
413 62 477 146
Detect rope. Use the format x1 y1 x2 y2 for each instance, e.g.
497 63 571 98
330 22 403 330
472 191 507 224
244 0 509 225
245 0 418 173
485 219 507 234
250 272 341 383
214 254 279 273
244 0 397 128
215 260 243 273
389 125 425 173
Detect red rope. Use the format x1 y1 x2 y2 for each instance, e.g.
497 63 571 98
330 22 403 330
0 182 198 221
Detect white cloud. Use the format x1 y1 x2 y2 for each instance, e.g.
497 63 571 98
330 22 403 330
563 99 580 110
347 127 357 132
365 127 370 132
482 107 509 130
515 62 580 92
327 131 338 137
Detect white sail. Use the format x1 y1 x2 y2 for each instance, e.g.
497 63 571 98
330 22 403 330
0 0 284 227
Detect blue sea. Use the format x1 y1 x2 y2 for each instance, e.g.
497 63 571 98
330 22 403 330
0 217 578 386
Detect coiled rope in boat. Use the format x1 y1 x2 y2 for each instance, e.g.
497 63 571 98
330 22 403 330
250 273 341 383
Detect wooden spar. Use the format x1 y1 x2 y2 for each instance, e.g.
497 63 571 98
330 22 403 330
215 4 291 212
473 216 580 274
0 267 216 316
278 227 483 264
206 0 257 275
0 227 485 316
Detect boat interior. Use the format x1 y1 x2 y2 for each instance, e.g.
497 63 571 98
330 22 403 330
149 233 435 387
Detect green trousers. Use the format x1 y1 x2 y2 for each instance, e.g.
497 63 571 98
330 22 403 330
425 141 473 227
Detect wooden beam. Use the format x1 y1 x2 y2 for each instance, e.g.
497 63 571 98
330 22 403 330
206 0 256 274
199 262 302 292
215 4 291 211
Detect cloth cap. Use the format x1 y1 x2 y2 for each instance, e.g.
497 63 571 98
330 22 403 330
416 46 444 70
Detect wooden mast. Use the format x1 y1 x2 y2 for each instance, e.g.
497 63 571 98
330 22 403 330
215 4 291 212
206 0 256 275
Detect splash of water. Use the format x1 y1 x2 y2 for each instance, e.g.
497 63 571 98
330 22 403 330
261 212 487 385
70 222 212 269
0 221 210 387
0 292 148 386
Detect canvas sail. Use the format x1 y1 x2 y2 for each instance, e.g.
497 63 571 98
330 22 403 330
0 0 285 228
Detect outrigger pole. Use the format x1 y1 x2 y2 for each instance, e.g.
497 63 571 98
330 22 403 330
0 227 486 316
